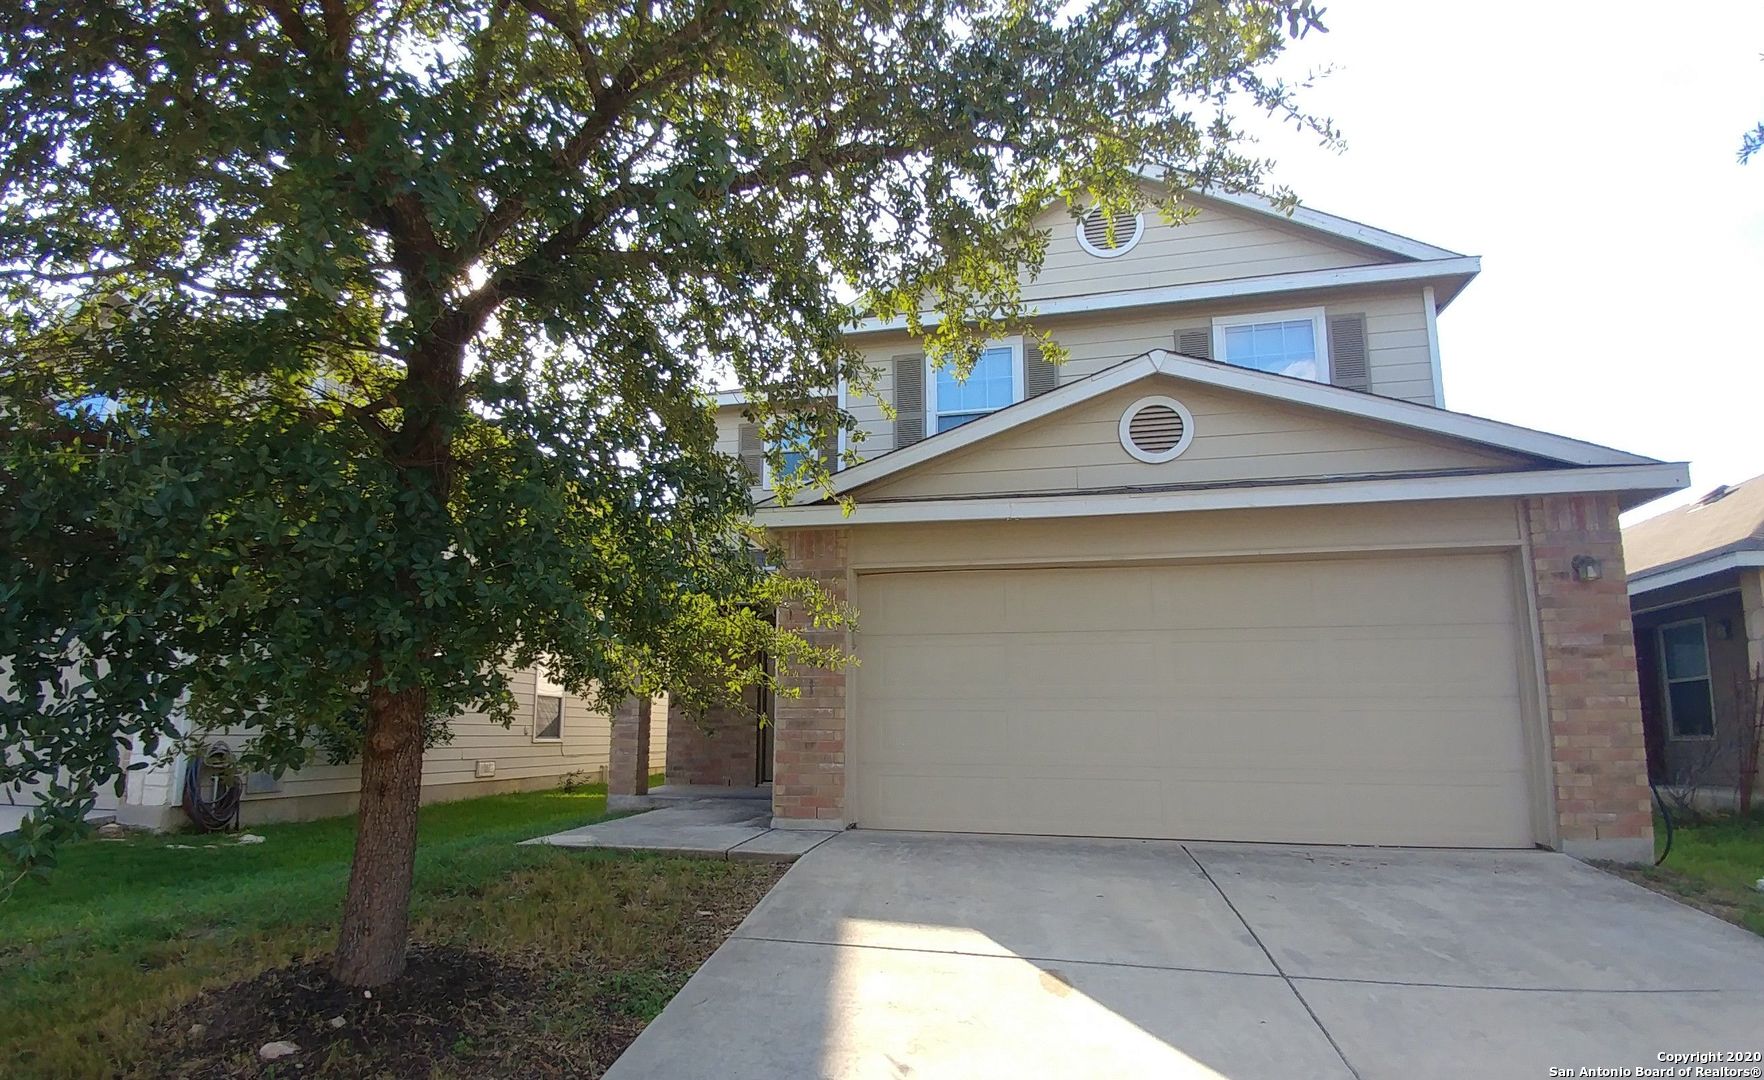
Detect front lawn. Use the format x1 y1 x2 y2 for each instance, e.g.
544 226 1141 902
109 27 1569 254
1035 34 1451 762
1606 809 1764 937
0 781 783 1078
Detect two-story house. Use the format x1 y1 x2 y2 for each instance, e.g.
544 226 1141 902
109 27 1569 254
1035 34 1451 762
624 175 1688 864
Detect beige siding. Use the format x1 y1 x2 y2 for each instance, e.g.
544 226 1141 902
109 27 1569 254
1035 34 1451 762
648 693 669 774
1022 196 1391 304
712 411 767 505
850 550 1536 846
233 665 614 808
1162 288 1438 404
716 194 1438 471
846 499 1525 571
799 285 1441 473
856 379 1527 502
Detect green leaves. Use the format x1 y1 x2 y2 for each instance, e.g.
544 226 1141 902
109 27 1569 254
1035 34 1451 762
1 0 1321 891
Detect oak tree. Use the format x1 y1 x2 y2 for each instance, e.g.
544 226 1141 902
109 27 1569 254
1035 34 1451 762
0 0 1328 984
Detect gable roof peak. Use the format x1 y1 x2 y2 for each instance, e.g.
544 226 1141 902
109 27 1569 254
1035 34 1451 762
1130 166 1467 263
810 348 1662 502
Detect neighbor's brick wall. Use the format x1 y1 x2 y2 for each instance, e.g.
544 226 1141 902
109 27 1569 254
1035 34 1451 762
666 695 759 787
772 528 850 825
608 696 651 797
1524 493 1653 856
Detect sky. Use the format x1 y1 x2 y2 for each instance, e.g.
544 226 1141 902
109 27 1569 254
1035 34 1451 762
1243 1 1764 523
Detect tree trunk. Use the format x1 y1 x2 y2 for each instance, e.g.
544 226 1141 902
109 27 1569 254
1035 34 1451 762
332 670 427 986
330 328 460 986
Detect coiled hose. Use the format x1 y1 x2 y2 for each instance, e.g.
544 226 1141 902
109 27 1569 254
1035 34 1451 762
181 746 242 832
1650 780 1674 866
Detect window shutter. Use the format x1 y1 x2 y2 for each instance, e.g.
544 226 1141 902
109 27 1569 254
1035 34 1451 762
737 421 763 482
1024 337 1058 398
1176 327 1212 360
893 353 926 447
1327 313 1371 392
819 425 839 472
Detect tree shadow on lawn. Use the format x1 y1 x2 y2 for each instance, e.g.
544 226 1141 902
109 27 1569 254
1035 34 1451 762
135 853 785 1079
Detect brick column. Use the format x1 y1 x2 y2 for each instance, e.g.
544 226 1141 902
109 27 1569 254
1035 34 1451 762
608 696 651 802
772 527 850 829
1524 494 1653 863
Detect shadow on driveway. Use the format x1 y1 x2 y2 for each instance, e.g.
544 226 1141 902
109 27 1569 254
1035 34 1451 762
606 831 1764 1079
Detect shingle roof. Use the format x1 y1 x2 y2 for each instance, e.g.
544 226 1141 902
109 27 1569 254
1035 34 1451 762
1623 473 1764 577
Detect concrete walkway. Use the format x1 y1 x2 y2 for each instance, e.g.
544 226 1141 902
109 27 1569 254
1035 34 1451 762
608 831 1764 1079
525 794 838 862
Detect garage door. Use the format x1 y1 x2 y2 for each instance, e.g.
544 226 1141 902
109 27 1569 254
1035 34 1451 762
852 553 1536 847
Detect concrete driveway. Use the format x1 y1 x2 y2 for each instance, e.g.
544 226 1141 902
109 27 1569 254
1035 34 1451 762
607 832 1764 1079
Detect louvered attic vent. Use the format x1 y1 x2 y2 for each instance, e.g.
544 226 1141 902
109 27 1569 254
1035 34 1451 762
1129 403 1185 452
1076 208 1145 258
1119 396 1195 464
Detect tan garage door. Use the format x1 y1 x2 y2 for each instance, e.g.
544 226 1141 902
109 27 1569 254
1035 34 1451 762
852 553 1536 847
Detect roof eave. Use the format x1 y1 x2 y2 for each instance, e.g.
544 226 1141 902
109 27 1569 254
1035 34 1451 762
1627 546 1764 597
843 258 1481 338
813 348 1664 500
757 462 1691 529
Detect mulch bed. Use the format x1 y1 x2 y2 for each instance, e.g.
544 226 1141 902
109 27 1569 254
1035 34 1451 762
143 945 536 1078
137 860 788 1078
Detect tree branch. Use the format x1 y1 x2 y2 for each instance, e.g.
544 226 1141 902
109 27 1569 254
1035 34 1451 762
454 136 932 335
263 0 457 308
318 0 353 60
260 0 317 55
461 0 732 263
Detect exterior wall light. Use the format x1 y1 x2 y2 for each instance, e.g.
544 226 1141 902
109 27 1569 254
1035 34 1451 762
1570 554 1603 583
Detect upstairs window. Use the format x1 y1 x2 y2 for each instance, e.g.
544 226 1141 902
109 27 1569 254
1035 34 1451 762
1658 619 1715 739
764 419 821 489
1212 308 1330 383
929 342 1023 434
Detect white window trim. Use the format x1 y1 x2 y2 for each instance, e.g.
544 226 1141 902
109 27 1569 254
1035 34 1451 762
532 693 565 743
1210 306 1331 383
1118 395 1196 464
836 377 847 465
1422 284 1445 409
925 336 1025 435
1074 210 1146 259
1657 617 1717 741
533 664 566 743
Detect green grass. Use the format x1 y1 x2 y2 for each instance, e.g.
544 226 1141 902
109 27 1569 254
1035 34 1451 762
1616 809 1764 937
0 776 781 1078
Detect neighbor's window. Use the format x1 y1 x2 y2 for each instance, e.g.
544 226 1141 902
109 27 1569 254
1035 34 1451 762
931 343 1021 433
1212 308 1329 382
535 693 564 742
1658 619 1715 739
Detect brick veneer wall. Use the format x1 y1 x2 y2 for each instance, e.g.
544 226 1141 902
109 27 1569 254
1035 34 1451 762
771 527 850 827
1524 493 1654 862
608 696 651 798
666 697 759 787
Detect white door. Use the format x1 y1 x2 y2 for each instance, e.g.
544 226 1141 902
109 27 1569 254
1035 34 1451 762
852 553 1535 847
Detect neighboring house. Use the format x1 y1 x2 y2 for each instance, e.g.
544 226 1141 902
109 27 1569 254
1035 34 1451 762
8 667 668 831
617 175 1688 864
1623 475 1764 804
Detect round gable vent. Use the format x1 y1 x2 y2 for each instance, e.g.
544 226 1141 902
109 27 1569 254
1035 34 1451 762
1075 207 1145 258
1119 395 1195 464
